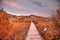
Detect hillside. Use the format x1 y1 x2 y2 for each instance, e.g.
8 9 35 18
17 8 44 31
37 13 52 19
0 10 60 40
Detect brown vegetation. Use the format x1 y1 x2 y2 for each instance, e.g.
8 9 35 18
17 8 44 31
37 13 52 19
0 10 31 40
51 8 60 28
0 10 60 40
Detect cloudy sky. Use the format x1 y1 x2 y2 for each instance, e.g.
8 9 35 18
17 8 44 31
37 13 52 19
1 0 60 17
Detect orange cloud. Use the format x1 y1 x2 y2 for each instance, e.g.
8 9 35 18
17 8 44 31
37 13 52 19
9 2 23 8
2 0 25 9
2 0 9 4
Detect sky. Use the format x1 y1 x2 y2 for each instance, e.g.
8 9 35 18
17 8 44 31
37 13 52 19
1 0 60 17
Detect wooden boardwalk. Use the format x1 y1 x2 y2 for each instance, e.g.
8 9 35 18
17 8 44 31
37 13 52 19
25 22 44 40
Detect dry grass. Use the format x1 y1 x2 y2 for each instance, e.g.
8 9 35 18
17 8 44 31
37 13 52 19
0 10 60 40
51 8 60 28
0 10 31 40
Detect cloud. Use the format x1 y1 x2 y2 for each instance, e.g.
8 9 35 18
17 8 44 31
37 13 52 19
57 0 60 3
31 0 58 10
2 0 58 17
30 1 47 7
2 0 25 9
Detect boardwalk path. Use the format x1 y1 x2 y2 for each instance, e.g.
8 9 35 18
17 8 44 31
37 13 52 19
25 22 44 40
